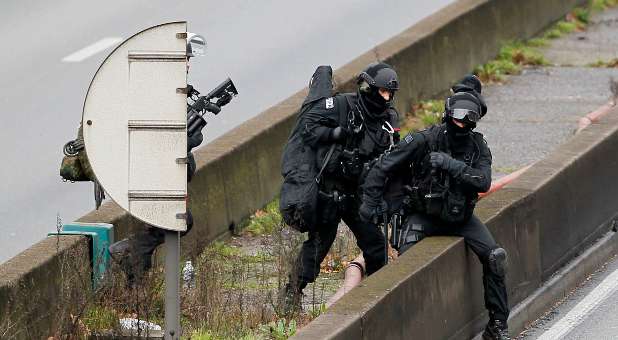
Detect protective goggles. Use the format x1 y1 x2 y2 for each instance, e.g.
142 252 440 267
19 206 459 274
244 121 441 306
451 108 480 123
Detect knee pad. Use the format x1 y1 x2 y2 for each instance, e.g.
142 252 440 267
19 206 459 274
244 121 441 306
488 247 507 277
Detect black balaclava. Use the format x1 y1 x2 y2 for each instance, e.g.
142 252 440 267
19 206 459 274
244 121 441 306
357 62 398 120
358 86 391 120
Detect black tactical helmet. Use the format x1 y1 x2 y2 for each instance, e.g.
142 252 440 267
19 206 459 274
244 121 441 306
451 74 487 117
357 62 400 91
357 62 399 115
453 74 482 93
444 91 483 123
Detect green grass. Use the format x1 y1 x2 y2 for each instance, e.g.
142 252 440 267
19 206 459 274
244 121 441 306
474 40 549 83
82 306 119 333
400 99 444 135
186 318 297 340
498 41 548 66
543 28 563 39
527 37 549 47
556 21 578 34
543 18 581 40
243 199 283 236
542 0 618 41
474 59 520 83
259 319 297 340
573 7 591 25
187 327 263 340
208 241 242 257
588 58 618 67
591 0 618 11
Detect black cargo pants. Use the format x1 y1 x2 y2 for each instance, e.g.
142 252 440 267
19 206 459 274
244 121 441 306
400 213 509 322
294 194 387 289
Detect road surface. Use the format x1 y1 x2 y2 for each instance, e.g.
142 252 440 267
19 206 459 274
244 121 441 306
520 253 618 340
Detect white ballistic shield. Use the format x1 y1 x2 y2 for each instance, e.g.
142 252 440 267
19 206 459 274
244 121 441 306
82 22 189 231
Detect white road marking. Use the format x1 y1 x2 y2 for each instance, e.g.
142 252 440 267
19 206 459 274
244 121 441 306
62 37 123 62
537 268 618 340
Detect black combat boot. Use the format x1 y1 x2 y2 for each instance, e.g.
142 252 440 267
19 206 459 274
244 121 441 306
483 318 510 340
109 238 151 286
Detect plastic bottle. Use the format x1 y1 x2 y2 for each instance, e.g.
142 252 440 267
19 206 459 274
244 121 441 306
182 260 195 289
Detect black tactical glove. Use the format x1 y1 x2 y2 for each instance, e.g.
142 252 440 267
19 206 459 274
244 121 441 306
359 199 388 223
203 101 222 115
329 126 349 143
429 152 466 175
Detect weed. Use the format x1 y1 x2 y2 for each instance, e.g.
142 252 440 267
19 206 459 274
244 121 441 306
588 58 618 67
209 241 242 257
308 303 326 319
527 38 549 47
259 318 297 340
591 0 618 11
544 28 563 39
244 199 283 236
499 41 548 66
400 99 445 134
474 39 549 84
542 4 593 41
555 21 578 34
572 7 590 24
82 306 119 333
474 59 519 83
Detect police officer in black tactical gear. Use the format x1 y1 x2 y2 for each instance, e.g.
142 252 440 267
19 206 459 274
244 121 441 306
281 62 401 311
360 76 511 340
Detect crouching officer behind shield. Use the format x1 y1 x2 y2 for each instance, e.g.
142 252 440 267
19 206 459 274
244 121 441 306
360 83 510 340
105 34 238 284
280 62 400 312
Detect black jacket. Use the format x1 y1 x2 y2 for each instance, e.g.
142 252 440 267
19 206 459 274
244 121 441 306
362 124 491 216
299 93 399 193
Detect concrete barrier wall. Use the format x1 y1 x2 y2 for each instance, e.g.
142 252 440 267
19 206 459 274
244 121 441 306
0 235 91 339
0 0 587 337
293 111 618 339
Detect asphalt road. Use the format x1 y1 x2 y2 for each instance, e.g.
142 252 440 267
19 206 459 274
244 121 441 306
0 0 454 263
519 254 618 340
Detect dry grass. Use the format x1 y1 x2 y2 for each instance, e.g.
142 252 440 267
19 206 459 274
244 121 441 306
75 203 359 339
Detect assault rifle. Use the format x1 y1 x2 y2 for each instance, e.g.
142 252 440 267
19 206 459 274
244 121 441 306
187 78 238 137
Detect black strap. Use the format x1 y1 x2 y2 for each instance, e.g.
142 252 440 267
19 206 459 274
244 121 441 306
315 94 353 184
341 94 355 127
316 144 336 184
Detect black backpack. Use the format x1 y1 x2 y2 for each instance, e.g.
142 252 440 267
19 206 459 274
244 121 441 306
279 66 348 232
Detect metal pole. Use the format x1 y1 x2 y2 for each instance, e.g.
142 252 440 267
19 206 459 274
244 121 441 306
164 230 180 340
